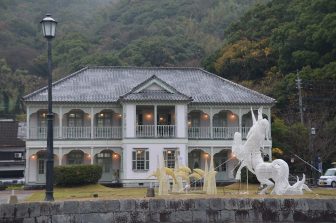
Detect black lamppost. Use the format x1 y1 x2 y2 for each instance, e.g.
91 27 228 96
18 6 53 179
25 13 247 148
40 14 57 201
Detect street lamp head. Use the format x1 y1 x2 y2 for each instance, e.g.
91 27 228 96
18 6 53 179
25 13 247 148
40 14 57 39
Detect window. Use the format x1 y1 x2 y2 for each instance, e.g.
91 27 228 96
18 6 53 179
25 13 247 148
38 111 47 127
38 159 45 174
132 149 149 170
163 149 177 168
67 151 84 165
68 111 83 127
96 112 112 127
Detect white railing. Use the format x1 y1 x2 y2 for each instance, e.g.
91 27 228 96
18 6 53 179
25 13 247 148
188 127 211 139
242 127 251 139
188 126 252 139
213 127 239 139
136 125 155 137
136 125 175 137
157 125 175 137
94 127 122 139
29 127 59 139
62 127 91 139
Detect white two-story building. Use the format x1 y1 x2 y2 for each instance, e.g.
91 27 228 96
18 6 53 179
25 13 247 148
23 67 275 187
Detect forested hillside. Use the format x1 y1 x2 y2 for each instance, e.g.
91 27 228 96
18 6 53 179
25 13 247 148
1 0 335 168
204 0 336 167
0 0 265 115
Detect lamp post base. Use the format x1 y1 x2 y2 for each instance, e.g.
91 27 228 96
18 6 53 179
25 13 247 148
44 191 54 202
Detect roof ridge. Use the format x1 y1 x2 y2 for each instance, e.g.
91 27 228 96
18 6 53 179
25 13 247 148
198 68 276 103
87 66 202 70
23 67 89 100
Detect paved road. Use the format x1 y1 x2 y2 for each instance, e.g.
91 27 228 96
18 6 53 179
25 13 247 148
0 190 35 204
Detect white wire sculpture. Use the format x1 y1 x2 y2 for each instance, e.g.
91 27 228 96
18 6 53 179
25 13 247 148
232 107 311 195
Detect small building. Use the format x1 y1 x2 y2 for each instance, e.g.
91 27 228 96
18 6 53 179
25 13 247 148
23 67 275 187
0 120 25 184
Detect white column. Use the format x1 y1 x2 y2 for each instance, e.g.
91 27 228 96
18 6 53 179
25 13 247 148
26 106 30 139
25 148 30 183
210 107 213 139
90 147 94 164
58 147 62 165
154 105 157 137
175 104 187 138
91 108 94 139
124 104 136 138
59 107 62 139
267 107 272 140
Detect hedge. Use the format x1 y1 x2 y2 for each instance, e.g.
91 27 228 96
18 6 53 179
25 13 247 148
54 164 102 186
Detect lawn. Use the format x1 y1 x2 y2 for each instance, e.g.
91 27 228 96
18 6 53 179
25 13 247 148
25 183 336 202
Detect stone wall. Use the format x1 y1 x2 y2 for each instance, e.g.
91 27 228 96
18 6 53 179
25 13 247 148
0 198 335 223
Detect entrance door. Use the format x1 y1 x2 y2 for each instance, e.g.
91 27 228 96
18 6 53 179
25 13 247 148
96 151 114 182
37 159 46 183
214 150 228 182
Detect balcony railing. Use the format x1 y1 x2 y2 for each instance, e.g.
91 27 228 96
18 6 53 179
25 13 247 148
213 127 239 139
188 127 252 140
94 127 122 139
136 125 175 137
188 127 211 139
28 126 122 139
62 127 91 139
29 127 59 139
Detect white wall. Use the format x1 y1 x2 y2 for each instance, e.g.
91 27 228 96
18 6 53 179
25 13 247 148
175 104 187 138
123 104 136 138
122 143 187 180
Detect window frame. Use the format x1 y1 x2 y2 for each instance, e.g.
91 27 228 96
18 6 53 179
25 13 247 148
132 149 149 171
163 148 178 169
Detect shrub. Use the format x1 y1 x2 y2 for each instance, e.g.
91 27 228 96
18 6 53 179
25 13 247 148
54 164 102 186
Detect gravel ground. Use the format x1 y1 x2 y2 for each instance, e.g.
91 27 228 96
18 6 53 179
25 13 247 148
0 190 34 204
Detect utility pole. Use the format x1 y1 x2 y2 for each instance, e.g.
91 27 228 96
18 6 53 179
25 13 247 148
296 71 304 124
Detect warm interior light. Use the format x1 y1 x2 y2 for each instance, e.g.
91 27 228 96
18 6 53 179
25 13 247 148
188 121 191 126
159 117 164 121
146 114 152 119
31 155 36 160
42 113 46 118
229 113 236 122
113 154 119 159
69 113 75 118
87 154 91 158
204 153 209 158
203 114 209 119
118 114 122 118
167 150 172 154
100 113 104 117
137 150 143 154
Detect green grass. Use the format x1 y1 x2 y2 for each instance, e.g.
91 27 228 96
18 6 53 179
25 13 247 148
6 184 24 190
26 184 148 202
25 183 336 202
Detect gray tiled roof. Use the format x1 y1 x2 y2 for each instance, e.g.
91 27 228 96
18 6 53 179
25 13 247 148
23 67 275 105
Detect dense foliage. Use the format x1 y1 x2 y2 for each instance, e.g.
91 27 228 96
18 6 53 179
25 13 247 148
1 0 335 171
54 164 102 186
204 0 336 168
